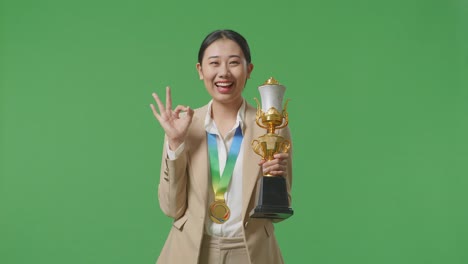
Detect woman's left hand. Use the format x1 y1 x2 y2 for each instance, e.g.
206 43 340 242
258 153 289 177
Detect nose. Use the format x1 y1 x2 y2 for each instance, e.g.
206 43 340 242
218 63 230 78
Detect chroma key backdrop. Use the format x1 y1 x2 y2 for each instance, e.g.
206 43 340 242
1 0 467 263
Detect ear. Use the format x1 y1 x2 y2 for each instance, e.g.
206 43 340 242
246 63 254 79
196 63 203 80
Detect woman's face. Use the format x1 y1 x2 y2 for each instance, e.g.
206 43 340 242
196 38 254 106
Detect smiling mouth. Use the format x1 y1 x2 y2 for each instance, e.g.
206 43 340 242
215 81 234 89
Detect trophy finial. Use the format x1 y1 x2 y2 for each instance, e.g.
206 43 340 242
264 77 279 85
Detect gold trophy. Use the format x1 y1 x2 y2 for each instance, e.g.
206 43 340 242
250 77 294 219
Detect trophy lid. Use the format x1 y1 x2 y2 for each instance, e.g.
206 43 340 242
258 77 286 112
264 77 280 85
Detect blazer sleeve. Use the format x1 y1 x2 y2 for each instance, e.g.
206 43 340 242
158 135 188 220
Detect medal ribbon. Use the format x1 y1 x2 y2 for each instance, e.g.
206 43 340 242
207 126 243 202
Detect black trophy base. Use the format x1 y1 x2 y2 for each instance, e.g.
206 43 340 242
250 176 294 220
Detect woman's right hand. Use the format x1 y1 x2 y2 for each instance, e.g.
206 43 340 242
150 86 194 150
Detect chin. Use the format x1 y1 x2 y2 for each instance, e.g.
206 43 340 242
214 95 243 105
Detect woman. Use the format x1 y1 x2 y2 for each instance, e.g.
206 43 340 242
150 29 292 264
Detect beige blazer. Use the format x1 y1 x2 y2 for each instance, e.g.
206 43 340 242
156 102 293 264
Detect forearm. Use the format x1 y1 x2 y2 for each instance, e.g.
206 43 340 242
158 139 189 219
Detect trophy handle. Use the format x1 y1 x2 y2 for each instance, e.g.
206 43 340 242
283 99 290 113
254 98 269 129
276 99 290 130
251 139 265 158
254 97 262 116
279 139 291 153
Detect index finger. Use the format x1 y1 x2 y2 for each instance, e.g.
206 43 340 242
273 153 289 160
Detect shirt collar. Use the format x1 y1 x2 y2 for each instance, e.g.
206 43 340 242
204 99 246 135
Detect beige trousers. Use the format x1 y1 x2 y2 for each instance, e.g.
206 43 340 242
199 235 249 264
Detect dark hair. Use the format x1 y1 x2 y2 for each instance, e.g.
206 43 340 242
197 29 251 64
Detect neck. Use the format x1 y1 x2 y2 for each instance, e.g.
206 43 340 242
211 98 243 137
211 98 243 121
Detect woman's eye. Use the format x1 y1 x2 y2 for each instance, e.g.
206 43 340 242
209 61 219 65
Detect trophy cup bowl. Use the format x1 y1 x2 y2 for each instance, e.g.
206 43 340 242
250 77 294 220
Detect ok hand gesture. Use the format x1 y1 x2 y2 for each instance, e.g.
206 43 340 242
150 86 194 150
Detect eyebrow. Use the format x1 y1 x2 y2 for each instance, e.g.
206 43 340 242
207 55 242 59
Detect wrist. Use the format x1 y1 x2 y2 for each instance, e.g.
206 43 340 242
168 138 184 150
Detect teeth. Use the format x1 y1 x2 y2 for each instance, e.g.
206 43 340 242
216 82 232 87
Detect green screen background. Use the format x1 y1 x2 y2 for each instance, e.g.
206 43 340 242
1 0 467 263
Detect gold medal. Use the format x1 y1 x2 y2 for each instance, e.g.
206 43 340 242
209 200 230 224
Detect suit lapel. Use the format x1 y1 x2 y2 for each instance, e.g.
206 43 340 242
187 105 211 206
